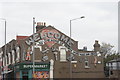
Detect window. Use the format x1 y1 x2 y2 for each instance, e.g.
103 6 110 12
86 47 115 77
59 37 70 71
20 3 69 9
60 48 66 61
8 53 11 65
5 55 8 66
118 62 120 70
3 57 5 66
84 58 90 68
12 50 15 64
0 51 3 62
112 62 117 70
86 53 91 56
79 53 86 56
16 47 20 62
59 45 67 62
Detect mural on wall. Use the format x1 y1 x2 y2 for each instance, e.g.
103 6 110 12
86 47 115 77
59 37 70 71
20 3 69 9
42 47 49 54
41 29 60 48
25 28 79 57
51 46 59 60
42 55 49 61
67 54 75 61
25 28 75 50
25 46 33 60
33 71 49 79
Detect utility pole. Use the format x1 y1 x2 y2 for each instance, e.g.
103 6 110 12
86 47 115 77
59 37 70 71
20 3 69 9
69 16 85 79
32 17 35 78
0 18 6 80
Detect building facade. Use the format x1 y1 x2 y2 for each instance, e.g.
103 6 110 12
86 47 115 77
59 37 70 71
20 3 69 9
0 22 105 79
106 58 120 79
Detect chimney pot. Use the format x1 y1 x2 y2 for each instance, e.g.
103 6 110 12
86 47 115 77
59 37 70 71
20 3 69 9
36 22 46 32
41 22 43 26
44 22 46 26
37 22 41 26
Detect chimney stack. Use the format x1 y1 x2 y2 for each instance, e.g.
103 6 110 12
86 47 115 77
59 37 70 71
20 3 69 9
83 46 87 51
36 22 46 32
93 40 100 52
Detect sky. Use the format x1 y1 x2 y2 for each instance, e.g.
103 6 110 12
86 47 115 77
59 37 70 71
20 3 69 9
0 0 119 51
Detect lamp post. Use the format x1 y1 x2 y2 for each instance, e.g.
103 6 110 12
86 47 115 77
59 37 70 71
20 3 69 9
33 17 35 79
69 16 85 79
70 16 85 38
0 18 6 80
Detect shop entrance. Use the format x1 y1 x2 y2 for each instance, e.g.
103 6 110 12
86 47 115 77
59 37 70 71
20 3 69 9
23 76 28 80
22 71 29 80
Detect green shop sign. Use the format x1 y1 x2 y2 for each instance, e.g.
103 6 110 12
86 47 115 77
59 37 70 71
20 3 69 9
23 64 48 69
15 62 50 70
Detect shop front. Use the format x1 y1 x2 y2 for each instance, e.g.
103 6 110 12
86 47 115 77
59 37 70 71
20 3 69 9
14 62 50 80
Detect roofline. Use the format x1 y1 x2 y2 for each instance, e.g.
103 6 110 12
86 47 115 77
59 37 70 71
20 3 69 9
23 25 78 43
0 39 16 48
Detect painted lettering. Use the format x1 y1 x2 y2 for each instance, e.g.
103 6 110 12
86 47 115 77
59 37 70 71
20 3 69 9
41 32 47 39
67 39 74 47
34 33 40 41
60 35 69 43
54 33 61 39
25 29 75 49
47 32 54 38
25 37 34 45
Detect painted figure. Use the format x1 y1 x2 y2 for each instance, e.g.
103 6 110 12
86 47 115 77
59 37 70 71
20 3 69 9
26 47 32 60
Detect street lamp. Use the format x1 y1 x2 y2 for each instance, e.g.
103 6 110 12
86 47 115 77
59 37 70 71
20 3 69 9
0 18 6 46
69 16 85 79
32 17 35 79
0 18 6 80
70 16 85 38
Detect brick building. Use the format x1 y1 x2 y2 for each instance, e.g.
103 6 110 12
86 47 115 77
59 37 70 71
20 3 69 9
106 58 120 79
0 22 105 79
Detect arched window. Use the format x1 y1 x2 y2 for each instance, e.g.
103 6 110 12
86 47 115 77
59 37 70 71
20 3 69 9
12 50 15 64
16 46 20 62
3 57 5 66
0 51 3 62
59 45 67 62
5 55 8 66
8 53 11 65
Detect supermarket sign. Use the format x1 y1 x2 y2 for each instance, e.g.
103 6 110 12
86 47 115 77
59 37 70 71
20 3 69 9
15 63 50 70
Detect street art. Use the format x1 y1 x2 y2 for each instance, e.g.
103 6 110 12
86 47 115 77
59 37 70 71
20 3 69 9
41 29 60 48
25 29 74 48
33 71 49 79
42 55 49 61
67 54 75 61
25 28 79 59
42 47 49 54
25 46 32 60
35 42 43 51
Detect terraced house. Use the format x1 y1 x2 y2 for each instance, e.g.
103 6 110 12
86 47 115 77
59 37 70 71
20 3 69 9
0 22 105 79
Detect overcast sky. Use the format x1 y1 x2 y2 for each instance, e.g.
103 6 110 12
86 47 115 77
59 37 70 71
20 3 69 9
0 0 119 51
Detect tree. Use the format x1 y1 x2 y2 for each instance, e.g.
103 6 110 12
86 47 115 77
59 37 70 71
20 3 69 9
100 42 114 57
104 53 120 64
